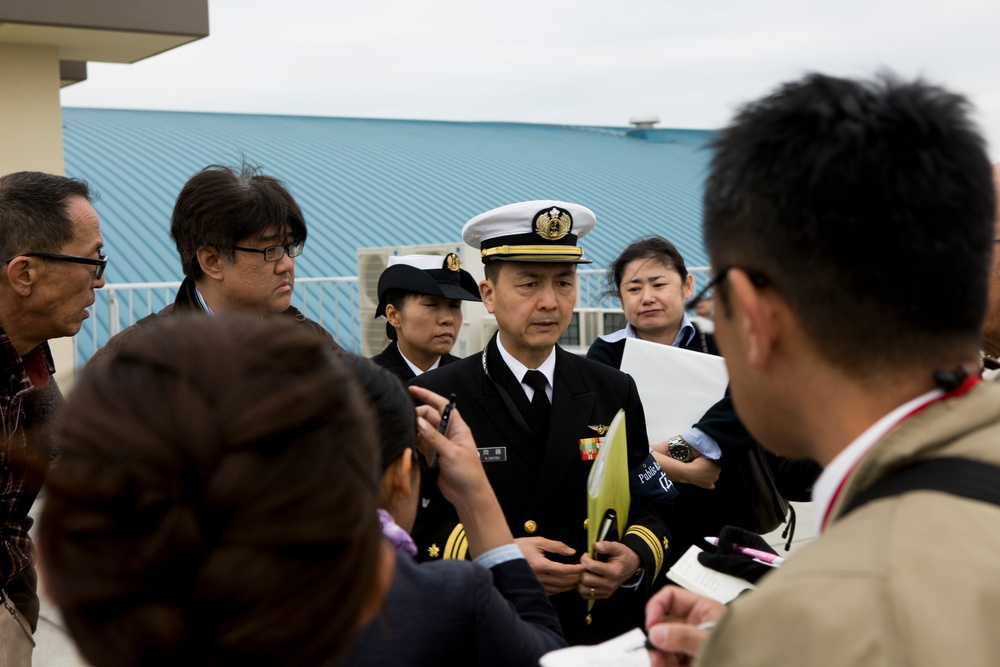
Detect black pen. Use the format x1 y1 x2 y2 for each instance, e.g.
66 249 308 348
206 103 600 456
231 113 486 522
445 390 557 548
634 622 716 652
429 393 457 468
438 393 457 436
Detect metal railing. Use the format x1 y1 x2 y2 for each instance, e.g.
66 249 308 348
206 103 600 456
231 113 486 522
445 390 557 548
79 267 710 363
81 276 360 363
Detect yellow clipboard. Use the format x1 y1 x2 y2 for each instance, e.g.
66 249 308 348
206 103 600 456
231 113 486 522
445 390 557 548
585 409 630 618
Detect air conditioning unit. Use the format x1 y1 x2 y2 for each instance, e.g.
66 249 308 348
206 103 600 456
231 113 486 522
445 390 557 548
356 242 466 357
578 311 603 348
568 309 625 352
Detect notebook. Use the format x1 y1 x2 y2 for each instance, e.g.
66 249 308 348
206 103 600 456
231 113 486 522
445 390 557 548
666 544 755 604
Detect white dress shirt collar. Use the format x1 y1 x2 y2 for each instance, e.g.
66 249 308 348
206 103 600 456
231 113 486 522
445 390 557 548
812 387 943 534
496 336 556 402
399 345 441 377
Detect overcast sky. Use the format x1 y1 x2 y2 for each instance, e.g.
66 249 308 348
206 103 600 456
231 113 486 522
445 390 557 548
61 0 1000 160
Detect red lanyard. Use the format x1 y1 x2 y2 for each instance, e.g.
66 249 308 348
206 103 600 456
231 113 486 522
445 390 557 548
821 375 980 530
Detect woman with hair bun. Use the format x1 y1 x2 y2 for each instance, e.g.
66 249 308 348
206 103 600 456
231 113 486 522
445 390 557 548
372 253 481 381
38 315 389 667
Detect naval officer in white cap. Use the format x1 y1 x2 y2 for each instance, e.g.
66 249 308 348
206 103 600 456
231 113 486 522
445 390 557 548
411 201 668 646
371 253 481 382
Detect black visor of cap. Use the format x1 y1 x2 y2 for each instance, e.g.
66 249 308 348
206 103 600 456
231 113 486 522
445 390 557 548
375 265 481 317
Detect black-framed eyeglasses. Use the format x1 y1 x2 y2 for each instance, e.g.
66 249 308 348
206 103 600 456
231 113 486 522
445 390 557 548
229 241 304 263
5 252 108 280
687 266 770 310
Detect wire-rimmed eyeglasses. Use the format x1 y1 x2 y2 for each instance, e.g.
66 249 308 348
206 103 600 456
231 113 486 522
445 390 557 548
229 241 305 262
686 266 770 310
5 252 108 280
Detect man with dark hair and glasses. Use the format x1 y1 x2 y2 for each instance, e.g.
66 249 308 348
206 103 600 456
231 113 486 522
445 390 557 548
644 73 1000 667
0 170 107 661
93 161 338 363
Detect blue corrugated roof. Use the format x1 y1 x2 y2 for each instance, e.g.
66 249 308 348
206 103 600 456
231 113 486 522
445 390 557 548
62 108 714 356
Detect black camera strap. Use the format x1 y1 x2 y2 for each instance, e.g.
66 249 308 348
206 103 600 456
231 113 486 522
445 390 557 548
841 457 1000 518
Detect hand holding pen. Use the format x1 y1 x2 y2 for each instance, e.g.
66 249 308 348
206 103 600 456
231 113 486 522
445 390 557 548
427 392 457 468
409 386 515 557
644 586 725 667
410 387 488 504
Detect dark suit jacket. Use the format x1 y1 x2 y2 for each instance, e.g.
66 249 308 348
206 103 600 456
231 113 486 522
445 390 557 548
336 552 564 666
370 341 461 383
410 337 669 645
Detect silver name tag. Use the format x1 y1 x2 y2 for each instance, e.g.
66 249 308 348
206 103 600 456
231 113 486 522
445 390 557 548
478 447 507 463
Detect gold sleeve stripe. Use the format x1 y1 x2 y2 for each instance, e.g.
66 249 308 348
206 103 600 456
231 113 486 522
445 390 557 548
444 523 469 560
626 525 663 579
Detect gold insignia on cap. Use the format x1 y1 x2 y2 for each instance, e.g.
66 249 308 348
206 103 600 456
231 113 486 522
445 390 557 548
428 543 441 558
533 207 573 241
444 252 461 272
588 424 609 436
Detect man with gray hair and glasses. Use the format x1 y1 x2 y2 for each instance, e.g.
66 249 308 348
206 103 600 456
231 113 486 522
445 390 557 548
0 170 107 662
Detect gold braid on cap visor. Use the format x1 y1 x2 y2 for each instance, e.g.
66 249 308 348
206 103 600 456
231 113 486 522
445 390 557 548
480 245 585 260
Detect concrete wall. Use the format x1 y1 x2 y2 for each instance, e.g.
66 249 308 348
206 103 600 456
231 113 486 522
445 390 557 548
0 44 64 175
0 43 76 384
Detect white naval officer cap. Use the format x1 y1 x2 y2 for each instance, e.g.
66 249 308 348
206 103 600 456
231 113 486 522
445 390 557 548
462 200 596 264
386 255 444 269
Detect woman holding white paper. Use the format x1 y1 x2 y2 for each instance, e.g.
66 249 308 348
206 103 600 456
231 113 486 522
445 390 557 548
587 236 786 570
587 237 729 487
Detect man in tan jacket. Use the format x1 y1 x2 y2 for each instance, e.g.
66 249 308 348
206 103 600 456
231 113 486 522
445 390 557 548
981 163 1000 373
645 73 1000 666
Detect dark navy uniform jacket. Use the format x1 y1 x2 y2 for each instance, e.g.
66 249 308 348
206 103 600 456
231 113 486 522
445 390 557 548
371 340 461 384
410 335 669 645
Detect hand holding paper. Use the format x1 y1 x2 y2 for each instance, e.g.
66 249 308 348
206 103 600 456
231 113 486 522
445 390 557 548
620 338 729 445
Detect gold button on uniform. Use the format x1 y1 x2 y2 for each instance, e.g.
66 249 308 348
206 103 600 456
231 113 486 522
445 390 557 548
583 518 589 530
524 520 538 534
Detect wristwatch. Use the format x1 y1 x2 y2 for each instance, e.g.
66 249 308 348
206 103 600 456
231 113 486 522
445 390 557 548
666 435 692 462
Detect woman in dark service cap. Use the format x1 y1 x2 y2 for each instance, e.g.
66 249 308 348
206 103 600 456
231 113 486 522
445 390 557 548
372 253 481 381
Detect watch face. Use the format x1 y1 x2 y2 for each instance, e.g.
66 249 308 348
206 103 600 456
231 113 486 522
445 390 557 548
668 442 690 461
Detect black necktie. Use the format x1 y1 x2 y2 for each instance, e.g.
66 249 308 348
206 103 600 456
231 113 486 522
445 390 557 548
522 370 551 435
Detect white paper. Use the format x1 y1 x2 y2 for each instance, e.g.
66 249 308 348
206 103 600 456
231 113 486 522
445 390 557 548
619 337 729 446
666 544 755 604
540 627 651 667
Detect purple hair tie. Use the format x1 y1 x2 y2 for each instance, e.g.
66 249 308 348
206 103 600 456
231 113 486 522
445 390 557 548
377 508 418 557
